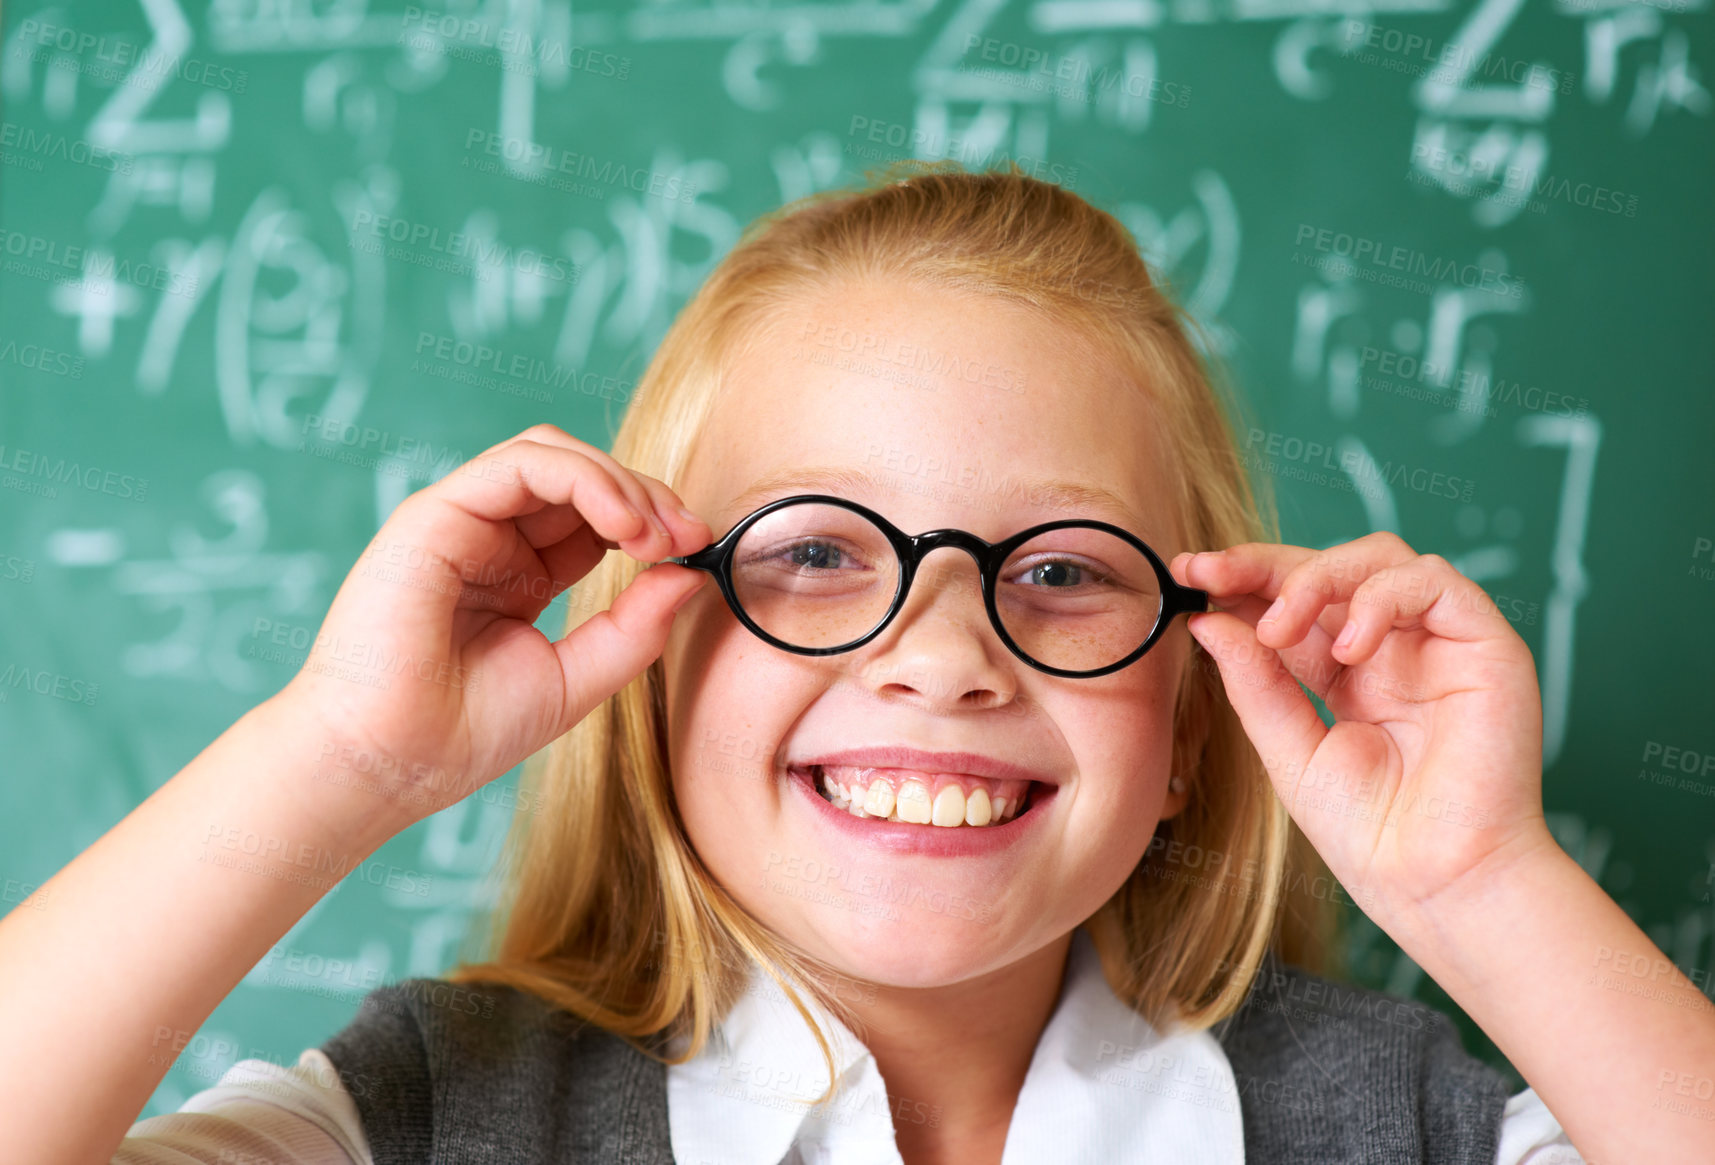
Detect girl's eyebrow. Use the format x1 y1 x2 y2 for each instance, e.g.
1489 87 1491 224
724 466 880 514
722 465 1155 534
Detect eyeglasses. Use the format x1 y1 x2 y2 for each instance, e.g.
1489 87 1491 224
666 494 1208 678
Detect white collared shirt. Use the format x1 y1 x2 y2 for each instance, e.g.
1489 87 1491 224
116 929 1583 1163
666 928 1245 1165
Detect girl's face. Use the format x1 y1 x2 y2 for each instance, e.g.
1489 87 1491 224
661 280 1193 988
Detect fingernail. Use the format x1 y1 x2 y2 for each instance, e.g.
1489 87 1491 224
1333 620 1356 650
650 511 671 539
1260 598 1285 624
676 506 701 524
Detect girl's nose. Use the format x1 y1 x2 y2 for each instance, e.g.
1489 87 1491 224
843 548 1019 710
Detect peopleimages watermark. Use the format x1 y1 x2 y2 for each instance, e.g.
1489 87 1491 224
844 116 1080 189
761 849 998 925
1241 428 1477 503
1357 346 1590 419
14 18 248 93
400 6 630 80
1591 945 1714 1013
1562 0 1689 11
1263 755 1491 832
1142 834 1378 910
250 942 386 997
712 1048 942 1130
2 877 51 912
958 34 1191 109
0 444 149 503
1410 144 1638 219
461 130 695 203
0 336 83 381
245 616 481 693
1340 19 1572 95
796 319 1027 394
349 209 575 285
410 330 638 406
1654 1067 1715 1121
309 740 550 817
1635 739 1715 799
198 824 434 896
354 527 574 611
1691 537 1715 583
857 441 1109 521
0 553 35 585
296 415 467 477
0 120 132 175
1225 960 1442 1031
1093 1038 1239 1112
0 226 199 298
0 663 99 706
1291 224 1524 299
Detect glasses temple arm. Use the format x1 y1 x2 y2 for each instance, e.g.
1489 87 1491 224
665 549 721 571
1162 582 1210 618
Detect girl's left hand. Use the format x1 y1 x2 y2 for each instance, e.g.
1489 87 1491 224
1169 532 1554 921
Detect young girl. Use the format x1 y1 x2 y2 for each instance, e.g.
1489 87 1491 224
3 164 1709 1164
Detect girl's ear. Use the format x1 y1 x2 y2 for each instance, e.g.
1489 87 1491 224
1161 641 1214 820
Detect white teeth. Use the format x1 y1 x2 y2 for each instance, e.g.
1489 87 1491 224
863 777 895 818
811 767 1034 828
931 784 966 827
895 779 933 824
964 787 992 826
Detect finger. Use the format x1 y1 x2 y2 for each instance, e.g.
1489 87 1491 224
1256 534 1418 650
466 472 707 620
475 423 645 511
1186 534 1419 651
512 486 673 558
478 424 669 547
548 561 707 734
1335 553 1514 659
1186 610 1329 799
1174 544 1356 693
415 439 658 553
534 521 615 597
628 472 713 556
1203 591 1348 701
458 523 609 622
509 425 672 542
1174 543 1320 601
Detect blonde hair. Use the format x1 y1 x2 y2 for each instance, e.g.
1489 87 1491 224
448 160 1343 1102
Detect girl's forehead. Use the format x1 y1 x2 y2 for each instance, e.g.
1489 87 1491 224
687 314 1183 548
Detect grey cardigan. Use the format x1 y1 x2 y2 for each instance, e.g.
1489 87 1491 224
319 952 1511 1163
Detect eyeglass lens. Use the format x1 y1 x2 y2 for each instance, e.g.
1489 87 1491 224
729 501 1165 673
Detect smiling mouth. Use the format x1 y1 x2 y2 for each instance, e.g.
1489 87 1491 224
800 764 1041 828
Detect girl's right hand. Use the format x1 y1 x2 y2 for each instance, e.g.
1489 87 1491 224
274 423 709 831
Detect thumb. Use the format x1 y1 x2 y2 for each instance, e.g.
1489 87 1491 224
1188 611 1327 799
548 563 706 730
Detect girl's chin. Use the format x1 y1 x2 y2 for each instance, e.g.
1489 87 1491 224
776 926 1033 993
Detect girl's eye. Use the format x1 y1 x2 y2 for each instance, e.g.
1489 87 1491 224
741 537 871 574
787 540 845 570
1026 560 1083 587
1007 556 1109 590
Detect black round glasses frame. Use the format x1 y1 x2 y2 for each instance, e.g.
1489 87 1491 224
665 494 1210 678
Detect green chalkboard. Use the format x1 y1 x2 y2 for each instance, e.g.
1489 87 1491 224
1 0 1711 1122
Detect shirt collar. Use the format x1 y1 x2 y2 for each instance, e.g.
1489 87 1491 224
666 927 1245 1164
1000 927 1245 1163
666 950 889 1164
